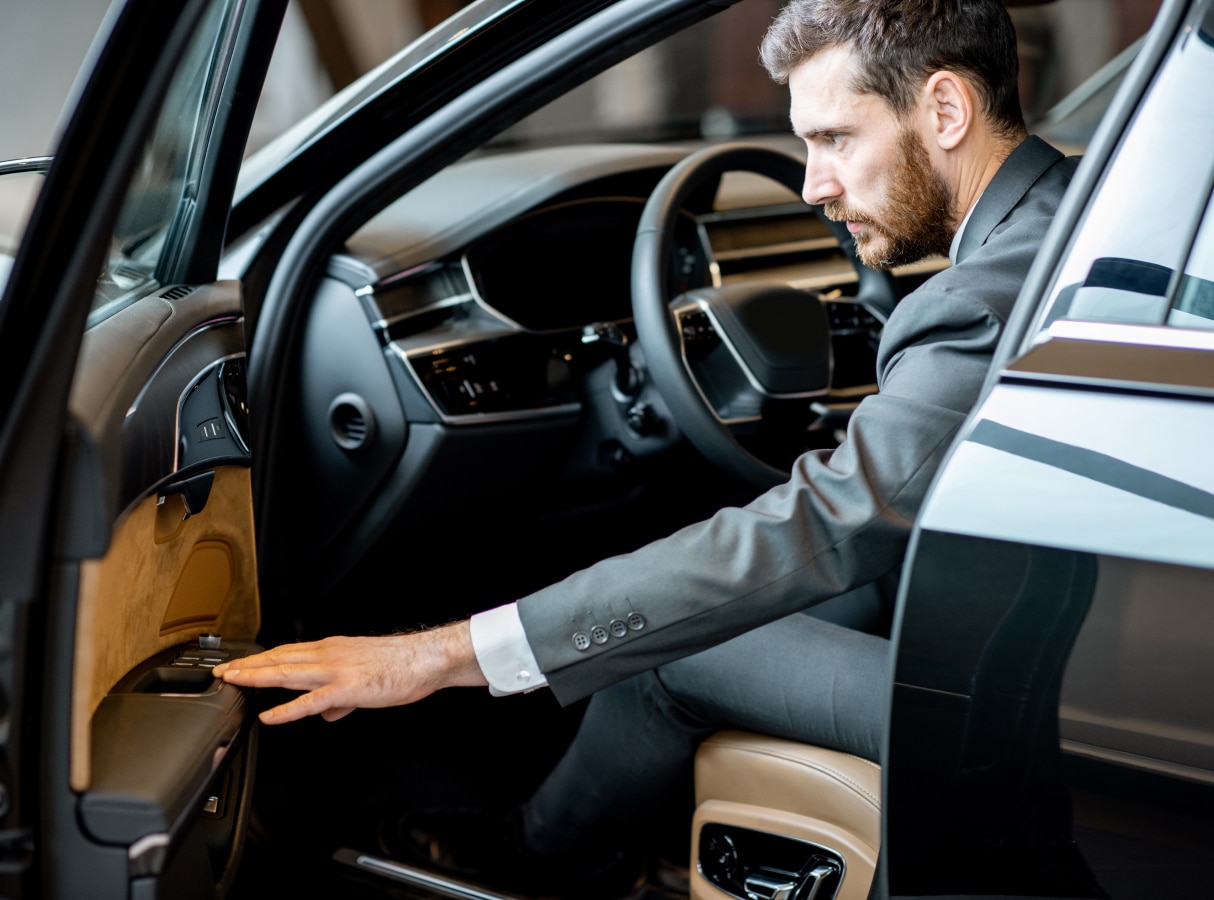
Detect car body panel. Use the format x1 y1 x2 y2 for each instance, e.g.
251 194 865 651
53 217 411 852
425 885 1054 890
886 0 1214 895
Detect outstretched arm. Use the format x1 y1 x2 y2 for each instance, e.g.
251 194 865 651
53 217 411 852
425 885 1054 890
212 622 487 724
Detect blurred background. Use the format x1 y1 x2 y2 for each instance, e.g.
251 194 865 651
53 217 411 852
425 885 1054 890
0 0 1162 253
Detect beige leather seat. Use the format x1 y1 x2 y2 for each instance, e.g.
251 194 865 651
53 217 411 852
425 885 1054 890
690 731 881 900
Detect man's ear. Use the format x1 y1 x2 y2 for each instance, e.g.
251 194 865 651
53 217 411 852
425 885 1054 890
921 70 972 151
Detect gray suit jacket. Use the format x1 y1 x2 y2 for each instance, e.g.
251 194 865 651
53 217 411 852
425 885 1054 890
519 136 1081 706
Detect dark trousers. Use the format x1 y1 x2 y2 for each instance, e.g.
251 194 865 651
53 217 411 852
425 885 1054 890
522 610 892 856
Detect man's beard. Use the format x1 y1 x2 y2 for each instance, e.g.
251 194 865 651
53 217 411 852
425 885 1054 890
824 128 956 271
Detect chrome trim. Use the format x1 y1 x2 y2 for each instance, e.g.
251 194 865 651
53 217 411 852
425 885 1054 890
390 322 520 358
1060 738 1214 786
674 297 832 405
335 850 526 900
712 236 839 263
460 253 529 332
126 318 242 423
390 343 581 426
697 201 808 224
373 258 444 289
696 220 722 289
0 156 52 177
372 293 474 332
1043 318 1214 351
128 833 171 861
672 298 758 425
694 827 847 899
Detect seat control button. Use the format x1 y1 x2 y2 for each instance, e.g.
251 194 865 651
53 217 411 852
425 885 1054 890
743 872 796 900
626 612 646 631
609 619 628 638
198 633 222 650
572 632 591 652
590 626 609 644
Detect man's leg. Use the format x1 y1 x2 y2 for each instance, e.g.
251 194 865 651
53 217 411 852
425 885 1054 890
523 612 890 857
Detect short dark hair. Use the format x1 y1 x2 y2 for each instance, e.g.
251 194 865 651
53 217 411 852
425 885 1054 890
761 0 1025 139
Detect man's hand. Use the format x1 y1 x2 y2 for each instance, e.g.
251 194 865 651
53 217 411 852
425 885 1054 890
211 622 487 724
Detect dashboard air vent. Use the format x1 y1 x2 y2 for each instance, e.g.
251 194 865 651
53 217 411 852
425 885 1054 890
160 285 195 301
328 393 376 452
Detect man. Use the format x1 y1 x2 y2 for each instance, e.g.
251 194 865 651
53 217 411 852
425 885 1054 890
216 0 1079 890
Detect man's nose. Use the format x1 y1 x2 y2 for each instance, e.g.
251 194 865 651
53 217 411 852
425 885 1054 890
802 154 841 206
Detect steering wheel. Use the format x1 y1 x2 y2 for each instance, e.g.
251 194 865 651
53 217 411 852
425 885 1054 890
631 143 898 490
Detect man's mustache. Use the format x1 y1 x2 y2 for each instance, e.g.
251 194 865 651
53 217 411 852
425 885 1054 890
823 203 874 227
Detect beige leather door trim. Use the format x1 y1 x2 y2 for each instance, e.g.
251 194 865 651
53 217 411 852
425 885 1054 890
71 466 259 791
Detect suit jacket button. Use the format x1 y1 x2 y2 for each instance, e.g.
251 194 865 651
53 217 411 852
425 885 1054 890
590 626 609 644
572 632 591 651
609 619 628 638
626 612 646 631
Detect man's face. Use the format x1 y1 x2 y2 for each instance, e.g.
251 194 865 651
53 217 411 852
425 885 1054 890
789 46 955 270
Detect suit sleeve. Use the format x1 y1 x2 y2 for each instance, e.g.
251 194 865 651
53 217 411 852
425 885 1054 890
518 220 1042 706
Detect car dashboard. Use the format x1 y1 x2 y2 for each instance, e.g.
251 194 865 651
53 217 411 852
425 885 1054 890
265 141 945 611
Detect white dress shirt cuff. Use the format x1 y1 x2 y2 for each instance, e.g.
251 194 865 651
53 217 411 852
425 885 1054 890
469 602 549 696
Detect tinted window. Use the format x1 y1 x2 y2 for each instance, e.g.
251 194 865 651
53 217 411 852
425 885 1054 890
1170 193 1214 329
91 0 242 322
1030 2 1214 337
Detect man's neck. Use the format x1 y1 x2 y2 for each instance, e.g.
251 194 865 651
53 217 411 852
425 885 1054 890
949 130 1027 234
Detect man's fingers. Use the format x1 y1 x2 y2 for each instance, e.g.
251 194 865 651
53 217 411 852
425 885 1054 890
217 662 333 691
205 627 479 724
258 686 344 724
215 637 363 678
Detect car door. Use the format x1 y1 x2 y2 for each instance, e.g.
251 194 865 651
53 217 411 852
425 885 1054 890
883 0 1214 896
0 0 285 897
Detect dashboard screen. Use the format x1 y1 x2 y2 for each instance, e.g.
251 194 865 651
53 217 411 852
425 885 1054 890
466 198 709 332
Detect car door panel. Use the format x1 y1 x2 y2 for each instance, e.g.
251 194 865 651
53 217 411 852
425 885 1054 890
49 273 261 897
916 378 1214 774
71 464 259 793
0 0 285 892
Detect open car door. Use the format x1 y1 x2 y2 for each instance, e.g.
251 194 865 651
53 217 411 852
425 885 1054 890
0 0 285 896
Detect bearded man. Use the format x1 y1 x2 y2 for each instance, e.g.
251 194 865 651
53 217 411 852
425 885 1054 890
216 0 1079 894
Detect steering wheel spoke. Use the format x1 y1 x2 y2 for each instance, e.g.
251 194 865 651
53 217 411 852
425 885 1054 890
673 301 763 425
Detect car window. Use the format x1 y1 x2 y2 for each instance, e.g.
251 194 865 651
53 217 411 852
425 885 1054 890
90 0 244 323
1029 0 1214 338
1169 186 1214 329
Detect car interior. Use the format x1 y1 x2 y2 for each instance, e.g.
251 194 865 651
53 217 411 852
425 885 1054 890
11 0 1207 898
243 133 906 900
223 1 1017 893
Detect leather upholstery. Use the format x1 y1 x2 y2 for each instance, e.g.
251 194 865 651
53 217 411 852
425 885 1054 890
691 730 881 900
